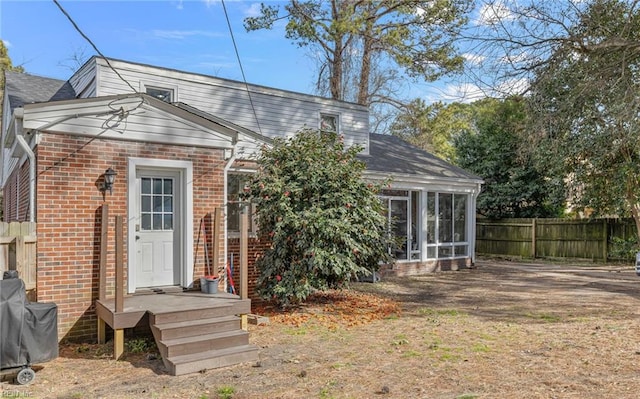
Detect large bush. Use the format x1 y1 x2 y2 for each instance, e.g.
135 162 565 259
243 129 392 307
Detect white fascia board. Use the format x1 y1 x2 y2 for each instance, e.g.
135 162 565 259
364 171 484 193
21 95 238 149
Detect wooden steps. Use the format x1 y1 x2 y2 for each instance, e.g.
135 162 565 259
149 299 259 376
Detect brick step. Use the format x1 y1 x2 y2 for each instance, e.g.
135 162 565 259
166 344 260 376
158 329 250 359
149 299 251 325
151 315 241 341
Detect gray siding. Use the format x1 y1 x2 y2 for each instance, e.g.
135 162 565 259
69 61 97 99
87 58 370 154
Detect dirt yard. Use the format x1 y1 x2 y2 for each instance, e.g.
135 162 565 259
2 258 640 399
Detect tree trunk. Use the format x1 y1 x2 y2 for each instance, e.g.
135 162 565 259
625 189 640 247
329 0 343 100
358 33 373 105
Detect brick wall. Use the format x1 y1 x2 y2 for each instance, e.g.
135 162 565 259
226 236 270 304
35 133 227 342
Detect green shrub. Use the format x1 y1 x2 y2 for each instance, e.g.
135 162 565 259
243 129 393 307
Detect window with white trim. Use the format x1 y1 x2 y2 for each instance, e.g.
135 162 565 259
426 192 468 259
380 189 420 261
227 173 257 234
320 113 339 134
145 86 174 102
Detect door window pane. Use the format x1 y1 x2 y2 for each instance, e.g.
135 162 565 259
141 214 151 230
141 196 151 212
140 177 174 231
163 197 173 212
153 179 163 194
153 214 162 230
164 179 173 195
164 215 173 230
153 196 163 212
141 178 151 194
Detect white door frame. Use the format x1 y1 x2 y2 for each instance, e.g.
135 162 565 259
127 157 194 293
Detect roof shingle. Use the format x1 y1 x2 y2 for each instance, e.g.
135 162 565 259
4 70 76 113
359 133 482 182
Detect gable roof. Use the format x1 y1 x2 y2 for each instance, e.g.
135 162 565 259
359 133 483 183
4 70 76 112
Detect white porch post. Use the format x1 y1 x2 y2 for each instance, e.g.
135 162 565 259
420 190 429 263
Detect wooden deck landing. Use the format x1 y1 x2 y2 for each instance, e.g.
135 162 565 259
95 290 243 330
95 289 256 374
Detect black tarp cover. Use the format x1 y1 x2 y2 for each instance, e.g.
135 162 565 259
0 278 58 369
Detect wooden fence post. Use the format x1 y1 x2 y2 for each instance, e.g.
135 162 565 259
531 218 537 258
602 218 608 263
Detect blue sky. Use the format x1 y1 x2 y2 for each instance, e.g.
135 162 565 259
1 0 321 93
0 0 504 104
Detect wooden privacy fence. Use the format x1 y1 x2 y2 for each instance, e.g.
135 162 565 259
0 221 37 290
476 218 637 262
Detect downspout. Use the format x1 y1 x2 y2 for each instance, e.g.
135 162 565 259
222 147 237 292
13 109 36 223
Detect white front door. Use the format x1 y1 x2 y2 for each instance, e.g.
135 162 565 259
135 170 180 288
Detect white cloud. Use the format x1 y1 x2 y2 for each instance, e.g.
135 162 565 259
152 30 225 40
496 78 529 96
2 40 11 48
441 82 489 103
476 1 515 25
203 0 219 7
244 3 262 18
463 53 486 66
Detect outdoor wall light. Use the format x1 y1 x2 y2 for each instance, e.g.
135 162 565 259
102 167 117 194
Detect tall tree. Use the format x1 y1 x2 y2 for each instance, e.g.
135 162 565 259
390 99 472 162
244 0 470 109
526 0 640 240
1 40 24 115
454 97 565 219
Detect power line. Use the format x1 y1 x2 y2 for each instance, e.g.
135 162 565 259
52 0 139 95
220 0 264 136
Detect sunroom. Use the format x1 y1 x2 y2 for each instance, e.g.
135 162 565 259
361 134 483 274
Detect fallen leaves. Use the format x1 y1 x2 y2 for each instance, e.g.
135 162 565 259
253 289 401 330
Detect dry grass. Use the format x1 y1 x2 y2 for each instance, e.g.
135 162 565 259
2 258 640 399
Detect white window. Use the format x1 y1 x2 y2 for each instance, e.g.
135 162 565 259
426 192 468 259
146 86 174 102
227 173 257 234
380 190 420 261
320 113 339 133
140 81 178 103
